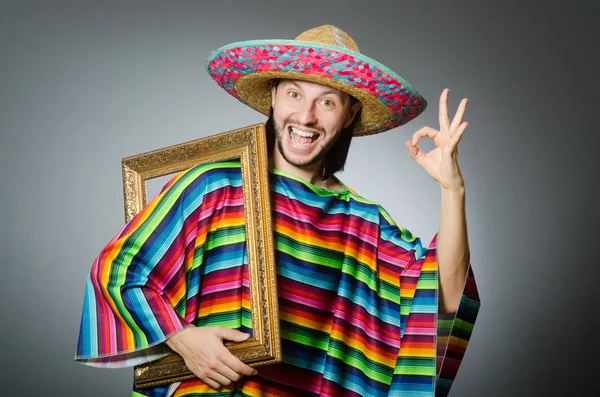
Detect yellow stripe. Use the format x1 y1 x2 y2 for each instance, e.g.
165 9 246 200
329 329 396 367
277 223 376 270
398 347 436 358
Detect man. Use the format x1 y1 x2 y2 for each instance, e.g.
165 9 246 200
76 25 479 397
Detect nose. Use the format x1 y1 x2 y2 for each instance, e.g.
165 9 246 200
297 101 318 126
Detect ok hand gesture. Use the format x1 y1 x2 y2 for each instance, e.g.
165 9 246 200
406 89 468 191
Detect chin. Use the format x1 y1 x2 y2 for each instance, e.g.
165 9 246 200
278 143 324 169
284 153 320 168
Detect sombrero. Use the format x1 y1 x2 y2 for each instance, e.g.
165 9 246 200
205 25 427 136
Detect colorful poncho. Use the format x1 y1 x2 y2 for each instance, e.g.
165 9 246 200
76 161 480 397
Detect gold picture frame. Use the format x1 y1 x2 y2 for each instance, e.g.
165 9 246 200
121 123 280 389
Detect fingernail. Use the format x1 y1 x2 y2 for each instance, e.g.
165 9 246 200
252 370 258 375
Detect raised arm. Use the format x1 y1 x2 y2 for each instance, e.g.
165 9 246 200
405 88 470 313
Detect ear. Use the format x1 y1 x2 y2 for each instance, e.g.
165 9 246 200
343 101 362 128
270 82 277 108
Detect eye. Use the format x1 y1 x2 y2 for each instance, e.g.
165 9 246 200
287 91 300 99
321 99 335 108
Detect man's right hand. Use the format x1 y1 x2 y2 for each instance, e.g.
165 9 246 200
165 326 257 390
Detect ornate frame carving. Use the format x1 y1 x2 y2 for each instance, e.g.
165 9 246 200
122 123 281 389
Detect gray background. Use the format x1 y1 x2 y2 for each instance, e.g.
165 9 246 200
0 1 597 396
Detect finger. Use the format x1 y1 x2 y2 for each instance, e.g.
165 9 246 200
201 375 222 390
214 352 251 382
439 88 450 131
452 122 468 144
411 126 438 146
406 140 426 165
222 351 257 376
183 359 220 388
215 362 244 383
205 371 232 388
217 327 251 343
450 98 468 132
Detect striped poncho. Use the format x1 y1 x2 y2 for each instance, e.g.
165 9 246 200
76 161 480 397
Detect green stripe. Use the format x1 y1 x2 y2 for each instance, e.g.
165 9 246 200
197 311 245 328
205 225 246 250
281 321 331 351
394 357 436 376
327 339 393 383
276 233 344 269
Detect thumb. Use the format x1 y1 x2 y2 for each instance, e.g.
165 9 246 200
218 327 251 342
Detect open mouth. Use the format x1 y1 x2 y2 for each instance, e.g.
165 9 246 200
288 126 319 147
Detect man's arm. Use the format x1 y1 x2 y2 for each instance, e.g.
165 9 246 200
405 88 471 314
75 163 254 383
437 187 469 313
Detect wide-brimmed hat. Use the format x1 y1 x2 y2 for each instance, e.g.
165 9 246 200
206 25 427 136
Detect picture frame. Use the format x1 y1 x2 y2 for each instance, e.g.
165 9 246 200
121 123 281 389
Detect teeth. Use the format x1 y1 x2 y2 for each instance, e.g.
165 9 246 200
289 126 318 147
291 127 317 138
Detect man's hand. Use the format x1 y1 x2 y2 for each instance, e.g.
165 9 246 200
165 326 257 390
407 89 471 313
406 88 468 191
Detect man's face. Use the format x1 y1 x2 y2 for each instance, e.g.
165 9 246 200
270 79 360 172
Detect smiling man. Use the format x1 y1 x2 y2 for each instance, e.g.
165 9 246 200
76 25 480 397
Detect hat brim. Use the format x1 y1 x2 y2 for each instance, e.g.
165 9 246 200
206 39 427 136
